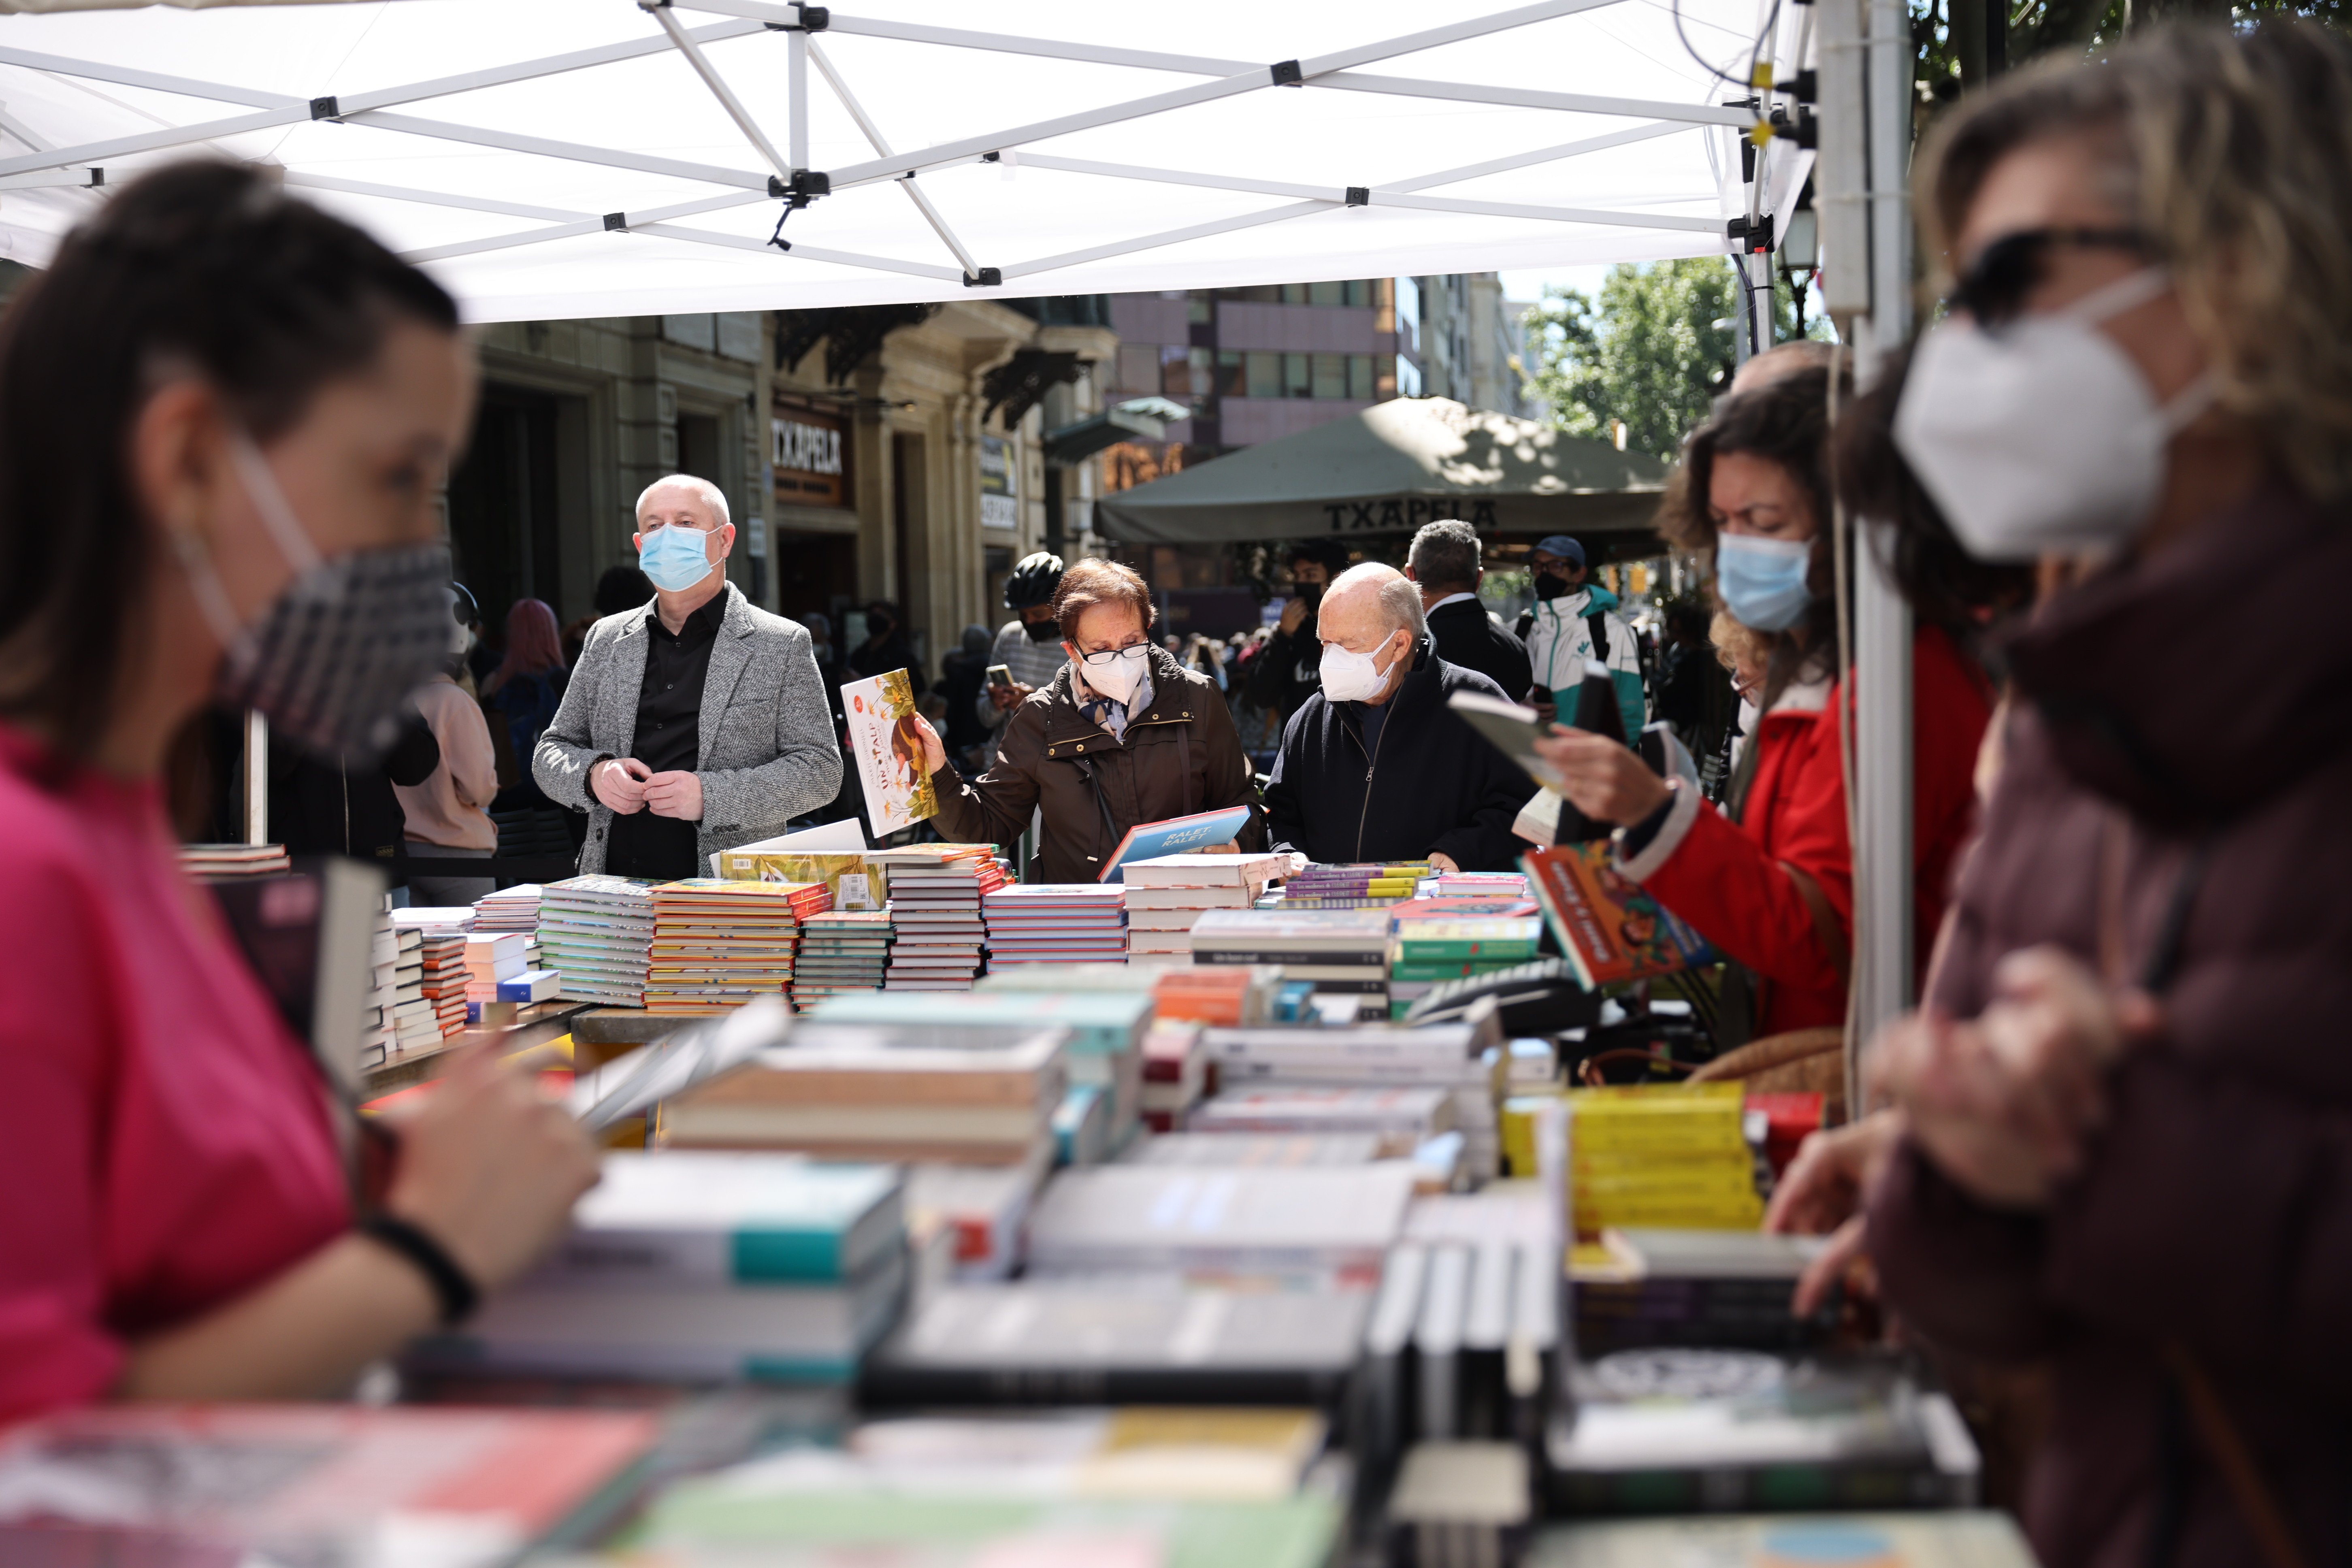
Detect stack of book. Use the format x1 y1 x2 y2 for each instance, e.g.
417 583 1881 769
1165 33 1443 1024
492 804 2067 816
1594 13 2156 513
979 884 1128 966
903 1151 1054 1282
1140 1019 1207 1132
471 883 544 967
360 910 396 1068
1186 1084 1457 1154
662 1026 1067 1166
1025 1162 1415 1287
392 907 474 1040
462 931 527 1018
809 990 1153 1144
1189 908 1393 1019
1570 1227 1837 1354
1274 860 1430 910
792 910 894 1003
1569 1083 1764 1234
411 1150 909 1383
383 921 432 1053
1386 916 1547 1018
1151 963 1283 1025
537 876 658 1006
179 842 290 880
871 845 1003 990
644 879 829 1015
1121 851 1291 958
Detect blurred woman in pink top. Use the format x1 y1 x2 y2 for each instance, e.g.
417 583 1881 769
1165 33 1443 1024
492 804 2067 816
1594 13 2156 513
0 161 597 1419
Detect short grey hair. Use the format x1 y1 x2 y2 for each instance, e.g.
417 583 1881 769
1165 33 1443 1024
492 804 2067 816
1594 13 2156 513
636 472 731 528
1407 520 1481 592
1330 560 1428 643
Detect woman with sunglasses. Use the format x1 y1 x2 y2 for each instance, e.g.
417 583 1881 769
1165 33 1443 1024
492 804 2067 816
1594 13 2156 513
1857 24 2352 1566
1532 366 1998 1047
0 164 597 1420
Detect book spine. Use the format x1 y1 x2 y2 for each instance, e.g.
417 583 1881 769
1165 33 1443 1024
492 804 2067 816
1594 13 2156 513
856 1361 1357 1410
1191 948 1385 967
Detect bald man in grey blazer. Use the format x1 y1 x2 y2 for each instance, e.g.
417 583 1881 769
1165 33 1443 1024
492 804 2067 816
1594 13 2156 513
534 475 842 878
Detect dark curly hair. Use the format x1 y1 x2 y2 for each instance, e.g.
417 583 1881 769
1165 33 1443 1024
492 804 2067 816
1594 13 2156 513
0 160 460 762
1655 366 1842 690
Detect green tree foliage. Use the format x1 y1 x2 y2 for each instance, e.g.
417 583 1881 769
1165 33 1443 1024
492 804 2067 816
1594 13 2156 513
1524 260 1822 462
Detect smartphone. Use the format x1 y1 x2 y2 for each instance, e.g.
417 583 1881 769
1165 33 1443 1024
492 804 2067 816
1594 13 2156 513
986 664 1013 690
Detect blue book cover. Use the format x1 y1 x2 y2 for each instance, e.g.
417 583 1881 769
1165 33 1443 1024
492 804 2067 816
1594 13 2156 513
1095 804 1255 884
807 990 1152 1056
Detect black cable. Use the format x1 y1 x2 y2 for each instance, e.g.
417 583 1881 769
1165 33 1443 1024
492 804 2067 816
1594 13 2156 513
1672 0 1777 89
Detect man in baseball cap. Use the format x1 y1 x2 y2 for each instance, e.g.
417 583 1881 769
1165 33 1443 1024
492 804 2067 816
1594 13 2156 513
1518 535 1643 734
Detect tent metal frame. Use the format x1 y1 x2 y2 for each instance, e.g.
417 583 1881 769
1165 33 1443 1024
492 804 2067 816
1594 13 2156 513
0 0 1766 289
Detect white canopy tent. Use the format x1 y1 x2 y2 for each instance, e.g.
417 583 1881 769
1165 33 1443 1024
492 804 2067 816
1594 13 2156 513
0 0 1811 320
0 0 1924 1070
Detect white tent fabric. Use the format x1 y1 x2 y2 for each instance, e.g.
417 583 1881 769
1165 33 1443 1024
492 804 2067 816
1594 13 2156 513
0 0 1810 322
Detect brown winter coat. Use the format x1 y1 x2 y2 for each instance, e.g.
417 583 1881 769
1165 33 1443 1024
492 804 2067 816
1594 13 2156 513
1867 484 2352 1568
927 642 1265 884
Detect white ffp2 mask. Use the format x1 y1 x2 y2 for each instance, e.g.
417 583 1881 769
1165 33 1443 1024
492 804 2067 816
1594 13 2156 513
1895 268 2215 563
1320 633 1402 703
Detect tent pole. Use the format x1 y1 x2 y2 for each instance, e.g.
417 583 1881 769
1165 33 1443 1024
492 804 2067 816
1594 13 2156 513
788 29 808 173
398 190 770 266
804 38 989 278
646 2 793 181
635 222 969 282
1847 0 1916 1099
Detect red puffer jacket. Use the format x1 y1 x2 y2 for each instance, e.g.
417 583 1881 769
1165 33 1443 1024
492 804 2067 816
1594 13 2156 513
1625 625 1991 1039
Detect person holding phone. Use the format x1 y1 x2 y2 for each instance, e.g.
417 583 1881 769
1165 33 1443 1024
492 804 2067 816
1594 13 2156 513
910 559 1264 882
0 163 598 1419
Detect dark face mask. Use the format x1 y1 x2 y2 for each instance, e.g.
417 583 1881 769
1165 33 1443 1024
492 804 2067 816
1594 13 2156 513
1533 573 1573 602
1295 581 1325 611
1024 616 1062 643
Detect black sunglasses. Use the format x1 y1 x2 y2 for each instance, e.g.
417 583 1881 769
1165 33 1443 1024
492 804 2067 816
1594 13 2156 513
1946 226 2154 327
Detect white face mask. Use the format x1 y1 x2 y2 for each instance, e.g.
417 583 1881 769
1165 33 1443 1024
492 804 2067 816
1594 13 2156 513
1894 268 2216 562
1319 630 1403 703
1074 642 1149 705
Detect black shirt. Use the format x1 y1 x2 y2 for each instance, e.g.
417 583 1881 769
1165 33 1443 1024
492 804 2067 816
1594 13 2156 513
605 594 725 881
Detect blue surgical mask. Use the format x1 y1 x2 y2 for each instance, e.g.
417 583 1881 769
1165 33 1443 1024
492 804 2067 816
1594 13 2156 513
1715 534 1814 632
639 523 716 592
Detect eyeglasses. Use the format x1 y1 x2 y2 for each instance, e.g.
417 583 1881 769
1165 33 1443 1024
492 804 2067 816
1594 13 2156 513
1078 642 1147 666
1945 226 2154 328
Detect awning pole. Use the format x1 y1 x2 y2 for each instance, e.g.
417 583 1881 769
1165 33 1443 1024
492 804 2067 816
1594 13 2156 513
243 710 268 847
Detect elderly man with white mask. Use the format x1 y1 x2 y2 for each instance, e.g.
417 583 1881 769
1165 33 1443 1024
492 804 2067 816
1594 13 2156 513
535 473 840 879
1263 562 1536 873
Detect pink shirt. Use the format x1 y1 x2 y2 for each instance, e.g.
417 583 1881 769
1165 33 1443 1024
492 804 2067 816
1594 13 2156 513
0 724 349 1420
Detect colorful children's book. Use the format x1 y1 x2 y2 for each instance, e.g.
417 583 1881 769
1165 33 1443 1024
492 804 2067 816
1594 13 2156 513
1096 804 1257 883
842 668 936 839
1520 843 1713 989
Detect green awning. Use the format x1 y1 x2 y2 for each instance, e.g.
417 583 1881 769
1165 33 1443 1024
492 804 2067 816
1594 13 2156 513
1093 397 1668 546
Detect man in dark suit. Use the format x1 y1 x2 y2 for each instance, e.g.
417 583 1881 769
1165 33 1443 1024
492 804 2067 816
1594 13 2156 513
1404 520 1531 703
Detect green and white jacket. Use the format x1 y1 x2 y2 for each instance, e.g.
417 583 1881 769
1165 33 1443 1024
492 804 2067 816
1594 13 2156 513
1522 584 1645 736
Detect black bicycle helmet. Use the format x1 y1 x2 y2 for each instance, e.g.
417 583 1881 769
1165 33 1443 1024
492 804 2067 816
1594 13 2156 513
1003 551 1066 611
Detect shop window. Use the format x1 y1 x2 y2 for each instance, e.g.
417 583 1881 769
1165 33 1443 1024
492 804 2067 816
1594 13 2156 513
1348 354 1375 400
1246 352 1281 399
1398 355 1424 397
1311 353 1347 399
1116 344 1161 395
1283 352 1313 398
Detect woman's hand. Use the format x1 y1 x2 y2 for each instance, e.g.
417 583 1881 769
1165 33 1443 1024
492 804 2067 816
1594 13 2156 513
377 1042 600 1293
1529 727 1672 826
910 715 948 774
1765 1110 1903 1316
1867 950 2160 1210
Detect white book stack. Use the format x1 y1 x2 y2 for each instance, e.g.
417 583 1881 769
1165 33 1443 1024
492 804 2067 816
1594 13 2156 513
1120 852 1292 959
386 926 435 1052
1024 1162 1415 1285
471 883 545 968
362 910 397 1069
464 932 528 1010
1193 1022 1504 1180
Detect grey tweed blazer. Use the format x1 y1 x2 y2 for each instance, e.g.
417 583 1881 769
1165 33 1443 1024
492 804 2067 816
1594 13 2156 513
532 581 843 875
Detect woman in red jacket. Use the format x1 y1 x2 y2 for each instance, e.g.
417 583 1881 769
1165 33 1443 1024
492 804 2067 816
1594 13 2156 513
1535 368 1994 1043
